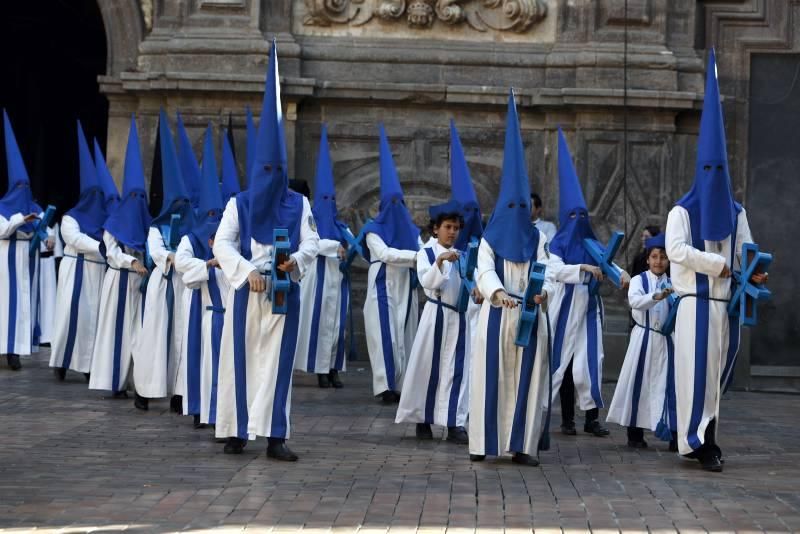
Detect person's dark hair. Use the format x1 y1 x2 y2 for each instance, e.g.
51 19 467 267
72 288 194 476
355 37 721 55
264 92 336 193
427 218 436 234
433 212 464 229
645 225 661 239
530 193 542 209
289 179 311 199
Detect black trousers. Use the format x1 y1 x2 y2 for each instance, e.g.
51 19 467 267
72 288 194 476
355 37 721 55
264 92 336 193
559 359 599 423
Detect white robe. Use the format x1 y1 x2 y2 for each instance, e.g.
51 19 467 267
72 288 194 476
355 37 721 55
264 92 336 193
132 227 186 399
665 206 752 455
607 270 674 432
294 237 349 374
88 231 144 392
49 216 105 373
395 242 470 428
174 235 231 424
0 212 38 357
469 236 555 457
212 197 319 440
37 225 57 345
548 254 606 412
363 233 420 396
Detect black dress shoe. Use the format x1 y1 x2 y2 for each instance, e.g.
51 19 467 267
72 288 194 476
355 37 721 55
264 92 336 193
112 390 128 399
170 395 183 414
329 369 343 388
416 423 433 440
317 373 331 388
584 420 610 437
266 439 298 461
391 391 401 403
627 439 648 449
193 414 208 429
6 354 21 371
469 454 485 462
668 439 678 452
134 393 149 411
83 372 91 383
561 421 577 435
379 390 395 404
54 367 66 381
446 426 469 445
512 453 540 467
700 453 723 472
224 437 246 454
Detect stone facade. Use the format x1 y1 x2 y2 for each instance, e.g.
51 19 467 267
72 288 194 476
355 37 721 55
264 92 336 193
93 0 800 389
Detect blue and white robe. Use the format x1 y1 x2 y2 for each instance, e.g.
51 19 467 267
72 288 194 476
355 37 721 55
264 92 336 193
212 196 319 440
469 235 554 458
49 215 105 373
607 271 675 432
132 227 187 399
665 205 752 455
363 232 421 396
89 231 144 392
395 242 470 428
174 235 230 424
294 236 350 374
37 226 57 345
548 254 606 412
0 212 40 357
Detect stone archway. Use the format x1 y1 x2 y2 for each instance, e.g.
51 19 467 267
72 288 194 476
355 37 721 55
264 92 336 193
95 0 146 77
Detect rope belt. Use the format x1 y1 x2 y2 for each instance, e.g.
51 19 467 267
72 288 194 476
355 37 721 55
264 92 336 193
62 253 106 265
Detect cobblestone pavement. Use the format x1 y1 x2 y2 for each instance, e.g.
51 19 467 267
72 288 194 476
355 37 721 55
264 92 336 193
1 351 799 533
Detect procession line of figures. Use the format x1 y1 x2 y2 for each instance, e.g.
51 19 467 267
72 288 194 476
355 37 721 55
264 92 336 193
1 45 767 472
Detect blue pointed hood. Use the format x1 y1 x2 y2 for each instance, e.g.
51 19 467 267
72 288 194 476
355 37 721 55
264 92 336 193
549 127 597 265
220 129 241 201
93 138 120 211
312 124 346 242
153 109 195 237
676 49 741 242
448 120 482 251
176 112 202 210
360 124 420 252
190 125 224 259
103 115 151 252
65 121 107 240
482 90 537 262
1 110 40 232
246 38 304 246
245 106 256 187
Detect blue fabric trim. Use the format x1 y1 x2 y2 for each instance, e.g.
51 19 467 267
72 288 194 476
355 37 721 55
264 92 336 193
424 303 444 424
111 270 129 393
270 280 300 437
61 254 85 369
232 286 250 439
207 268 224 425
629 272 651 428
305 256 326 372
551 284 575 370
6 236 17 353
447 311 466 428
186 288 203 415
586 293 603 408
375 264 396 392
509 314 538 452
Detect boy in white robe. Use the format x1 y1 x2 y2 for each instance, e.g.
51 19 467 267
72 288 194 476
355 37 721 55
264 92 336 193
212 40 319 461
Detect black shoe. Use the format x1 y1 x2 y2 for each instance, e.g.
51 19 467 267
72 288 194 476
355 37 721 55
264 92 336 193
112 390 128 399
329 369 343 388
415 423 433 440
317 373 331 388
134 393 149 411
668 439 678 452
266 439 298 462
627 439 648 449
170 395 183 414
446 426 469 445
390 391 401 403
6 354 21 371
561 421 577 435
193 414 208 429
53 367 66 381
83 372 91 383
512 453 540 467
584 420 610 437
224 437 246 454
380 390 395 404
700 453 723 472
469 454 485 462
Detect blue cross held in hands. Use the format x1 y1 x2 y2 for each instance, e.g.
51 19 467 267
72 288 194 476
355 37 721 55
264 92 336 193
271 228 291 315
727 242 772 327
583 231 625 295
29 204 56 256
456 237 479 314
514 262 547 348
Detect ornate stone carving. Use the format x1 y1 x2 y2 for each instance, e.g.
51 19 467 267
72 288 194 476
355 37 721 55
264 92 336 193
303 0 547 32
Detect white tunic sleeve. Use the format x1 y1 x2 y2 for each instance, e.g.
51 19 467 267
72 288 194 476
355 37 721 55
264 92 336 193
104 230 136 270
366 233 417 266
418 248 452 291
536 235 556 311
147 226 171 273
627 274 660 311
476 239 504 304
665 206 726 277
60 215 101 255
0 213 25 238
318 239 341 258
733 208 754 269
213 198 256 291
547 252 583 285
175 235 208 289
289 197 320 282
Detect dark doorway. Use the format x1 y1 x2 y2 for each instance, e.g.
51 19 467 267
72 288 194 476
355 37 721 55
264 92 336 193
747 54 800 366
0 0 108 217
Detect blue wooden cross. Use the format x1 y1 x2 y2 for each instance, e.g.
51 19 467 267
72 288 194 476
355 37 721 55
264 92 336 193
727 242 772 326
456 237 479 313
338 219 369 274
514 262 547 347
29 204 56 256
659 280 679 336
583 231 625 295
271 228 291 315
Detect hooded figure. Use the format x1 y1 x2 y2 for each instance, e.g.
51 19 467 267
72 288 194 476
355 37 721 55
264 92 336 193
468 90 555 466
361 125 421 403
0 110 43 369
176 112 203 210
89 115 150 394
94 139 120 212
212 39 319 460
175 125 231 426
49 123 111 377
133 110 196 408
294 124 353 385
220 129 241 202
665 49 755 472
547 127 629 440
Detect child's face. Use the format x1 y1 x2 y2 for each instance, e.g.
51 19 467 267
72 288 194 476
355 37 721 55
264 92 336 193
647 248 669 275
435 218 461 248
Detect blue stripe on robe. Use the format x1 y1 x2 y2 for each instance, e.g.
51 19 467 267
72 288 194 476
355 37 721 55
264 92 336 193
61 254 85 370
31 251 40 347
375 264 396 392
482 253 505 456
112 270 129 393
666 336 677 432
688 272 710 451
305 256 327 372
7 236 17 353
333 273 348 371
447 312 466 428
551 284 574 370
509 314 538 452
586 293 604 408
270 281 301 438
232 286 250 439
207 269 224 425
629 272 651 427
186 288 203 415
164 269 175 381
424 303 444 424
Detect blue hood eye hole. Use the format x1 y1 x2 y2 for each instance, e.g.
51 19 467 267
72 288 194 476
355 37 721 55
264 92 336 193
264 164 272 172
703 165 712 171
508 202 515 208
716 165 724 171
